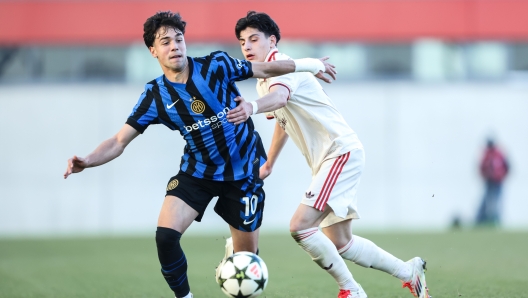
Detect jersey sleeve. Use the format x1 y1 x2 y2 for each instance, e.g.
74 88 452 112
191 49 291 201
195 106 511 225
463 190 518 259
266 52 302 101
126 85 160 133
211 51 254 82
267 72 300 101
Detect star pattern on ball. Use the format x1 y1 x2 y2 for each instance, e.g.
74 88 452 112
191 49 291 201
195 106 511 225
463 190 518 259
218 252 268 297
235 264 251 285
232 262 253 298
253 274 267 292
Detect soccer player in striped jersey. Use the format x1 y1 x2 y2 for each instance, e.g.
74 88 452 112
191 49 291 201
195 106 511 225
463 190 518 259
227 11 431 298
63 11 336 298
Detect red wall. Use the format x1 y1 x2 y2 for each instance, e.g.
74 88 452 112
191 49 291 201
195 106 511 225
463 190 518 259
1 0 528 45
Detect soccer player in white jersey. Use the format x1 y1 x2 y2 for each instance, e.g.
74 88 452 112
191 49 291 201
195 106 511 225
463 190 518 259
225 11 431 298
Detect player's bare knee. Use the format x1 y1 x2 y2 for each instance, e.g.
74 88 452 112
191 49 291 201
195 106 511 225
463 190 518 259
289 218 301 233
290 211 325 233
289 218 314 233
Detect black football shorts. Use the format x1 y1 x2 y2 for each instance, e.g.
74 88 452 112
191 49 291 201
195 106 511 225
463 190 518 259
165 171 265 232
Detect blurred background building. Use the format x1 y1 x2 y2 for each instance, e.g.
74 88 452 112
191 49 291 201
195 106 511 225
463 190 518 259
1 0 527 237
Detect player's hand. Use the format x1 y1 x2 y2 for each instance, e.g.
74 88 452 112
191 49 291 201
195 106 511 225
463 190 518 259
64 155 87 179
227 96 252 125
315 57 337 83
259 162 272 180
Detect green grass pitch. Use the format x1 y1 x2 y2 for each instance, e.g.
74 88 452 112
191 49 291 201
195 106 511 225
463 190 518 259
1 230 527 297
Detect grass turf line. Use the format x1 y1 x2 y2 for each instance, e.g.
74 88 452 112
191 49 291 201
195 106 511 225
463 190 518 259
0 230 527 297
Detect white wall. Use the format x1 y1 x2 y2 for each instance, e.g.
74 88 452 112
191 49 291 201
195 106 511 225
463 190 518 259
1 81 527 237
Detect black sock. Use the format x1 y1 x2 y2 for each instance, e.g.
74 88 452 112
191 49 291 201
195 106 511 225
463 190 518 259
155 227 190 297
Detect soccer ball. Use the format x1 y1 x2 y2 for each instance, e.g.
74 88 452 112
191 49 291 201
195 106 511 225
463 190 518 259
217 251 269 298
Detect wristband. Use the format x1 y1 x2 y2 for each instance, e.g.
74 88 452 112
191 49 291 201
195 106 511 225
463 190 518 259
250 101 259 115
293 58 325 75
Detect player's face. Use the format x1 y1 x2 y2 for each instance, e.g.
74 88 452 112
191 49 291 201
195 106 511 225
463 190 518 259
238 27 276 62
150 27 187 72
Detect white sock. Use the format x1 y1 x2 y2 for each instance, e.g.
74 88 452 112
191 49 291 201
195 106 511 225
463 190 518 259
177 292 193 298
338 235 412 281
292 228 359 290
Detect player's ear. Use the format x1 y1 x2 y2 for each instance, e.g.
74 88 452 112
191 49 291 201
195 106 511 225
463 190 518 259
149 46 158 58
270 35 277 48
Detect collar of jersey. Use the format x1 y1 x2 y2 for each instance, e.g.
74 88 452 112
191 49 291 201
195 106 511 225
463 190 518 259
258 48 279 82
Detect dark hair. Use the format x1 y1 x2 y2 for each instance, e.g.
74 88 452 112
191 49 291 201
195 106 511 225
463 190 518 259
235 11 281 44
143 11 187 48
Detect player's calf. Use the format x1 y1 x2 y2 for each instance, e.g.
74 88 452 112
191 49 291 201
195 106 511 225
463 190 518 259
156 227 191 298
291 228 361 293
338 235 412 281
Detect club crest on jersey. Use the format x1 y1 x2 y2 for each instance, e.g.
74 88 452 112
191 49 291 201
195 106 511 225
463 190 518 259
166 179 179 191
190 98 206 114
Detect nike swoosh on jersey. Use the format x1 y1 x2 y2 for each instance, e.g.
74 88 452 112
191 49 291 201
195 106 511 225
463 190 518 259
243 218 256 225
166 99 180 109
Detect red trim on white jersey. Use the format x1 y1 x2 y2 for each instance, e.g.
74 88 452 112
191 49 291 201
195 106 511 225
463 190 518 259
269 82 291 101
266 115 275 120
267 49 278 62
314 152 351 211
261 49 279 83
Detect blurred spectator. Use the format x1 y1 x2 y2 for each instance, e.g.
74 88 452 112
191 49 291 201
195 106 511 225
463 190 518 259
476 138 509 227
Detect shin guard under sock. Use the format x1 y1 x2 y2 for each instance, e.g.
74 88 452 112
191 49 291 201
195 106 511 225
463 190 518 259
156 227 190 298
338 235 411 280
292 228 358 290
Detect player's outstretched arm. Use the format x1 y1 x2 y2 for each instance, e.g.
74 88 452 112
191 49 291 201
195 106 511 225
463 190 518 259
227 85 289 125
260 122 289 180
251 57 336 83
64 124 140 179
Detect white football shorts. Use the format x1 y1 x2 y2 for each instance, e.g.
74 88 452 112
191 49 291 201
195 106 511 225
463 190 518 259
301 148 365 228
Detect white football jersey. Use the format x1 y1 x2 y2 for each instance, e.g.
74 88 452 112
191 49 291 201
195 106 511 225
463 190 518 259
256 49 362 174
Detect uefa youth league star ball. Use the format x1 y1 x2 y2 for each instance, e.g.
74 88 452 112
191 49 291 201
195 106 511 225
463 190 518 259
217 251 269 298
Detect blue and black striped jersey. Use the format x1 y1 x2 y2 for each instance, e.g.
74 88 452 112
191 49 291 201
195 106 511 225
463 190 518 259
126 51 266 181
